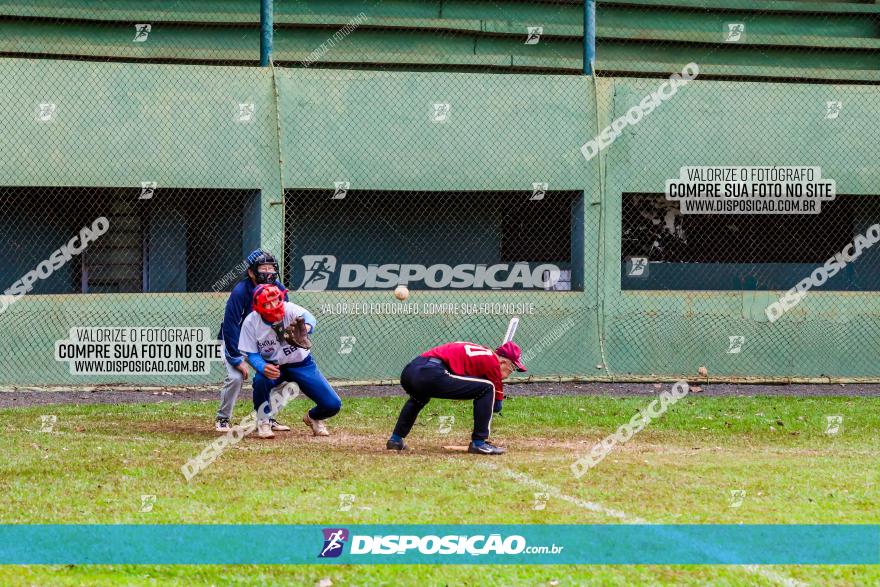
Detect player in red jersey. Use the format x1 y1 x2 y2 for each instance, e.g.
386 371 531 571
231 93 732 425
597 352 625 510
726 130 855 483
386 341 526 455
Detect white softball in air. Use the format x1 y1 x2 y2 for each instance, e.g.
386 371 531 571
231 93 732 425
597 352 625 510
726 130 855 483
394 285 410 301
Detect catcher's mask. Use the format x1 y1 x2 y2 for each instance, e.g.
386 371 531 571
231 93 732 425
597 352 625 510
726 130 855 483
252 284 285 324
247 250 279 285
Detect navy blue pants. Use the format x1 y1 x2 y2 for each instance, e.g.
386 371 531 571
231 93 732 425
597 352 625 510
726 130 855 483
392 356 496 441
252 355 341 421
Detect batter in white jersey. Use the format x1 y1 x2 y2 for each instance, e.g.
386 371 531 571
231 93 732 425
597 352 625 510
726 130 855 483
239 301 314 366
238 285 341 439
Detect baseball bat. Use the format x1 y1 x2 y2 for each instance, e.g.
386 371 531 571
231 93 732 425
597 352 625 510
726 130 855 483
503 316 519 344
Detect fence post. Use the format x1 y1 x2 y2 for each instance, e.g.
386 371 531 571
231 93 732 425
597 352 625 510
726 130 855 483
260 0 273 66
584 0 596 75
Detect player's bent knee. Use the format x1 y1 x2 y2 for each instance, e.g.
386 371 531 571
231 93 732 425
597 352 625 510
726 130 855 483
252 373 274 390
323 396 342 416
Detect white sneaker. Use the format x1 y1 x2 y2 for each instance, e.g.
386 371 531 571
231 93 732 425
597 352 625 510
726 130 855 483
303 412 329 436
257 421 275 439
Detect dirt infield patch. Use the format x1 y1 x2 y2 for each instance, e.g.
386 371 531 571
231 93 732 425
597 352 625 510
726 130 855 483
1 381 879 409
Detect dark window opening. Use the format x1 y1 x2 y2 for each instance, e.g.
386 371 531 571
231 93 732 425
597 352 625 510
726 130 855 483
621 193 880 291
285 189 584 291
0 187 258 294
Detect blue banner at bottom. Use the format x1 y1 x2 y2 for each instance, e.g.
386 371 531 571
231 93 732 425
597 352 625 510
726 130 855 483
1 525 877 565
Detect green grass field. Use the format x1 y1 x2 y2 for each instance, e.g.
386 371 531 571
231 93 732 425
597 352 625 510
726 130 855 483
1 392 878 586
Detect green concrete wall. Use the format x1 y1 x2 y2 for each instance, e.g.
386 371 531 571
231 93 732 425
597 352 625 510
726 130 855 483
2 0 879 79
0 57 878 385
597 77 880 379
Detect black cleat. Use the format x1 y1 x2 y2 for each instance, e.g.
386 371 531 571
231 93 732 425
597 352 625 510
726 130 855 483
386 438 408 451
468 441 506 455
269 418 291 432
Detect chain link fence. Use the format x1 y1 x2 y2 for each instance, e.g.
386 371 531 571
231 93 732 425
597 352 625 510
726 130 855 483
597 2 880 381
0 1 879 386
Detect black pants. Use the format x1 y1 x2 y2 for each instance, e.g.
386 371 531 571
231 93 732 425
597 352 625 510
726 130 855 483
392 356 496 442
